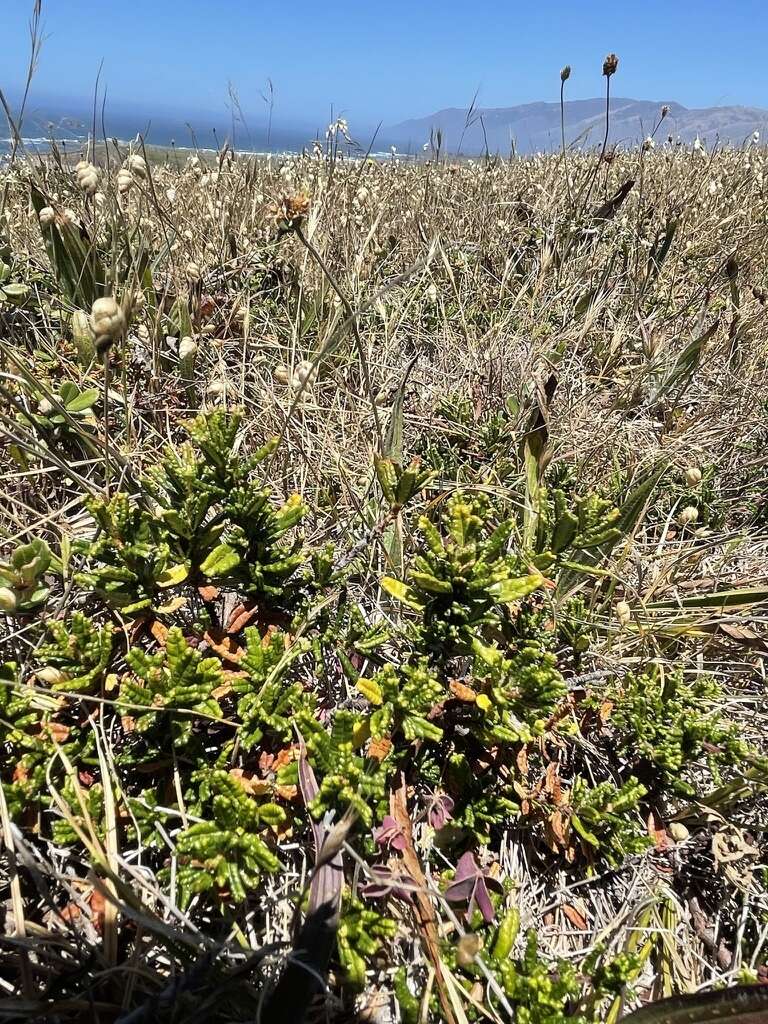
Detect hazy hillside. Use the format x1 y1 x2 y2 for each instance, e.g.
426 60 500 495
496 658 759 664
387 96 768 153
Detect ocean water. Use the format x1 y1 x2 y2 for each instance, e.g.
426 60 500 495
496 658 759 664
0 103 414 160
0 106 325 159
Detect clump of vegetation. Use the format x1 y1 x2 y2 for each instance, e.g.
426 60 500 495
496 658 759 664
2 42 768 1024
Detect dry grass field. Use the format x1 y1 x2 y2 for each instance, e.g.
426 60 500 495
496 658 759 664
2 118 768 1022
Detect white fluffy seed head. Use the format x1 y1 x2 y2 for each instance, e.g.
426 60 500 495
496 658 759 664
90 296 126 348
38 398 54 415
179 336 198 360
185 260 201 283
38 206 56 228
295 359 316 385
684 466 702 487
615 600 631 626
126 154 147 179
678 505 699 527
0 587 17 612
117 168 133 194
75 160 100 195
274 364 292 385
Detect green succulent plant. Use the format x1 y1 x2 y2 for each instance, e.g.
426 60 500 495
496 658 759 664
173 769 284 906
382 492 544 656
73 411 307 612
234 626 311 748
74 491 183 614
36 612 114 693
0 538 53 613
337 892 397 987
598 668 756 797
119 626 223 756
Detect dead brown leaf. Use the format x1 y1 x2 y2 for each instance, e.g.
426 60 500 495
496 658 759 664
229 769 271 797
449 680 477 702
203 628 243 664
226 602 259 635
150 620 169 646
561 902 588 930
368 736 393 761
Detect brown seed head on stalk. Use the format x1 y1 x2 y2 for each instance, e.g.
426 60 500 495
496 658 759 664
602 52 619 77
273 192 311 235
560 65 571 82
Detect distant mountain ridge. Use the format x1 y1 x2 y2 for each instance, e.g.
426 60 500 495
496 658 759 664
386 97 768 154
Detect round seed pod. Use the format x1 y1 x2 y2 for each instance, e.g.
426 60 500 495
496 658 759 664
615 600 631 627
75 160 100 195
126 153 147 179
668 822 690 843
179 336 198 360
36 666 66 685
684 467 702 487
90 296 126 354
295 359 317 385
117 168 133 194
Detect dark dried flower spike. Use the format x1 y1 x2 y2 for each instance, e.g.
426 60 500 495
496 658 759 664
603 53 619 77
560 65 571 82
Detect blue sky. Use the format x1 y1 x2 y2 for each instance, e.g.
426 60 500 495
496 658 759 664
5 0 768 129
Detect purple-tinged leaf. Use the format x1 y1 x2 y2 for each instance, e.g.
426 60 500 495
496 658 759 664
372 814 407 851
444 852 502 924
426 792 454 830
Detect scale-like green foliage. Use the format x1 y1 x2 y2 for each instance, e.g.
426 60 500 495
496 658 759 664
235 627 311 747
74 492 180 613
469 640 568 744
143 441 227 570
567 776 651 867
382 492 543 655
297 708 389 825
531 487 622 573
0 662 51 817
337 893 397 987
173 769 283 906
74 411 307 611
489 928 638 1024
4 142 768 1024
600 669 755 796
36 612 114 693
120 626 222 752
52 777 105 846
358 660 444 742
